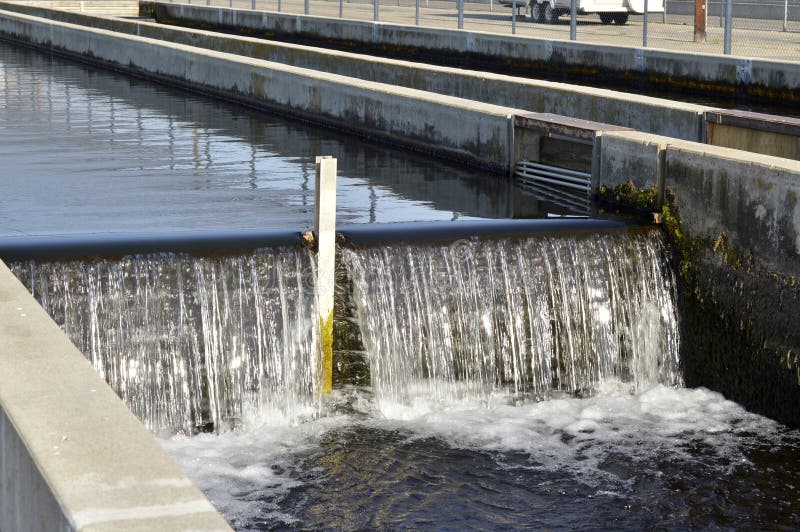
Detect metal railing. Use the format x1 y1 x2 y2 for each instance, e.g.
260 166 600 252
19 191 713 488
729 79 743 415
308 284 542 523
170 0 799 60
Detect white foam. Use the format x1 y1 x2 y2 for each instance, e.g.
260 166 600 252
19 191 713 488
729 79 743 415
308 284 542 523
363 381 791 485
161 412 352 527
162 383 796 526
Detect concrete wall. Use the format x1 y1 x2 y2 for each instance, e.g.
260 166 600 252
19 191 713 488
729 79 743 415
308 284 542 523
600 130 800 427
0 8 522 172
0 1 708 142
0 262 231 531
141 2 800 103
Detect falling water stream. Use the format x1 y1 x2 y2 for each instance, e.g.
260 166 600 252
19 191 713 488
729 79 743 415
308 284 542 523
343 230 681 410
12 229 800 529
10 249 320 435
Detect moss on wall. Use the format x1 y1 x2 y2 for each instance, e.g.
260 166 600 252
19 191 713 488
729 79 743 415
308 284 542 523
602 179 800 428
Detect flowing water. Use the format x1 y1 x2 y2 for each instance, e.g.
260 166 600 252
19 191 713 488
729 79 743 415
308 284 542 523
10 249 319 436
3 39 799 530
13 230 800 529
343 230 681 410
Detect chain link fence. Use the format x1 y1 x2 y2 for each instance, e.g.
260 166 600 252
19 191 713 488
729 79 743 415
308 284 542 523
173 0 800 60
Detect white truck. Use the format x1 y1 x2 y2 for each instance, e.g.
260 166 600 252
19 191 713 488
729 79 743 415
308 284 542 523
499 0 664 25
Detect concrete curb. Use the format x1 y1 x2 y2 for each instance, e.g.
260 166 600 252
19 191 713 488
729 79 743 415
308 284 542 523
0 261 231 531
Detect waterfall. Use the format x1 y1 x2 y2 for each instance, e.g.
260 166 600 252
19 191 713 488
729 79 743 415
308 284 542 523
343 229 681 408
10 249 320 435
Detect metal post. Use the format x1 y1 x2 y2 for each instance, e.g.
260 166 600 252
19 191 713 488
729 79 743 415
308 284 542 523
374 0 379 21
278 0 281 11
570 0 577 40
784 0 789 32
723 0 732 53
512 1 516 34
458 0 464 29
643 0 649 47
415 0 420 25
250 0 254 8
340 0 343 17
314 156 337 395
662 0 666 23
305 0 309 14
694 0 706 42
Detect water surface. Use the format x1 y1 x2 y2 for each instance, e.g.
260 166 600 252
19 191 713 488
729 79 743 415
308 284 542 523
0 41 566 239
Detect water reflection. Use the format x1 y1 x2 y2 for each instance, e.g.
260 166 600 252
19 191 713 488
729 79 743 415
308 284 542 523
0 42 580 237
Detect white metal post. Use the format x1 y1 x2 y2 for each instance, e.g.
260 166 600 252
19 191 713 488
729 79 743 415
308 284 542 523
784 0 789 31
723 0 732 53
643 0 649 47
570 0 577 40
512 0 516 34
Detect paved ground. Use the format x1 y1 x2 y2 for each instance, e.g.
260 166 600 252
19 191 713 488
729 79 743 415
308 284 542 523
179 0 800 60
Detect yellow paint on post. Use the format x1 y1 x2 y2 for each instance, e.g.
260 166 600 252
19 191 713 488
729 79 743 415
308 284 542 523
320 311 334 394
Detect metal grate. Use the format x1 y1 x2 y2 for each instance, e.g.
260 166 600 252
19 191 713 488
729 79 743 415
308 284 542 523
515 160 592 192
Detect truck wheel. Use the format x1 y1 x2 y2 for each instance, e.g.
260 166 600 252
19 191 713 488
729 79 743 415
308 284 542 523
530 2 544 22
543 3 558 23
599 12 613 24
612 12 629 24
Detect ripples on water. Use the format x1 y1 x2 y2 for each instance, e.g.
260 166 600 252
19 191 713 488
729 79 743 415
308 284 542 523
0 41 561 237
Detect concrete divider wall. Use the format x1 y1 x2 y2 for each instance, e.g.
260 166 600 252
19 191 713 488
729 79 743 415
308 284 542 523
0 1 708 141
141 2 800 102
0 8 522 172
600 130 800 427
0 262 231 531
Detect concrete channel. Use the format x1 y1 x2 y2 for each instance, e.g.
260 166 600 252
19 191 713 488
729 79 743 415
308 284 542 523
142 2 800 103
6 1 800 161
0 4 799 528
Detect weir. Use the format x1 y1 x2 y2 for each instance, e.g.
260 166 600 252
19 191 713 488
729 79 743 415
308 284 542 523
343 229 681 407
1 5 799 527
6 222 678 432
10 248 320 435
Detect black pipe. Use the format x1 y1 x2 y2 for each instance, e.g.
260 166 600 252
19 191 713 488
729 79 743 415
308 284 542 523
0 229 305 261
337 218 637 247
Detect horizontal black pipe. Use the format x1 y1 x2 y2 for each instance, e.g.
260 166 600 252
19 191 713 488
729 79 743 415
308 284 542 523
0 219 641 260
337 218 635 247
0 229 304 261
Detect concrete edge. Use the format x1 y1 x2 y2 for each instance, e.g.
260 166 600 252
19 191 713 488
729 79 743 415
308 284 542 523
0 2 711 111
0 261 232 531
0 7 524 172
141 1 800 100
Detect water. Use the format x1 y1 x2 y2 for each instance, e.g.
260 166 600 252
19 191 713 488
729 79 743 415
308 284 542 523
10 249 319 436
163 385 800 530
16 228 794 529
160 225 799 529
0 40 571 240
4 40 798 530
343 230 681 409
